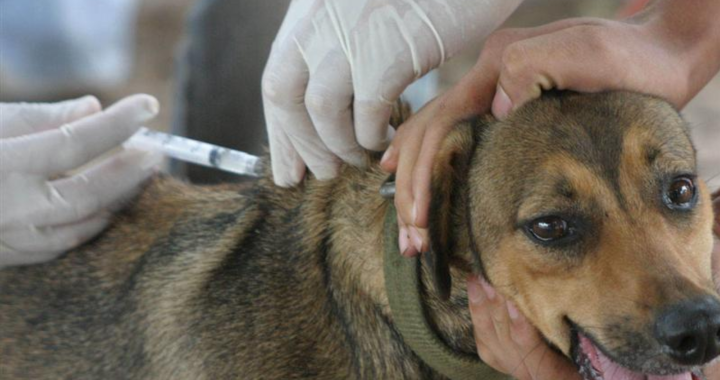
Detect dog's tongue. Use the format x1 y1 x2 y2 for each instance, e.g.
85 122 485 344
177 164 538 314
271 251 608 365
579 335 693 380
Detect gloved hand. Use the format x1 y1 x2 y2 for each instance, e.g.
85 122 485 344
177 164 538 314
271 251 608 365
262 0 523 186
0 94 162 268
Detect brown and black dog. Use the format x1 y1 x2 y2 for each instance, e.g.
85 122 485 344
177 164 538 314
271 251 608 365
1 92 718 379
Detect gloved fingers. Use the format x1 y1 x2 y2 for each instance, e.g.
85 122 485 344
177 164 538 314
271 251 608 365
263 46 340 184
267 122 306 187
285 120 342 181
352 89 398 152
0 95 101 139
0 94 159 176
27 148 162 227
305 52 365 167
0 213 110 268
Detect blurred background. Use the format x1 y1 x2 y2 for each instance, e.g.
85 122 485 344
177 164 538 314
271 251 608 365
1 0 717 189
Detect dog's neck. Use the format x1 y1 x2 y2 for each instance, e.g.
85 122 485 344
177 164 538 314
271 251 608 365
299 161 478 358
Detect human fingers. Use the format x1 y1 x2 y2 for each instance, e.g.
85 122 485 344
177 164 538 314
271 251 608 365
468 276 577 380
467 276 506 368
379 18 599 172
490 20 685 119
0 95 101 139
42 149 162 226
383 22 591 236
262 42 340 185
305 51 365 167
397 215 416 258
0 213 110 268
352 94 397 152
507 303 580 380
0 94 158 176
7 148 160 228
483 281 512 343
389 117 427 232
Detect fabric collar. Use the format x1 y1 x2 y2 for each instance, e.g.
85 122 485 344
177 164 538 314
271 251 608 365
383 204 508 380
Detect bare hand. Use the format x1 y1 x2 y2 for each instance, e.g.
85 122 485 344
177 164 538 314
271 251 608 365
467 276 580 380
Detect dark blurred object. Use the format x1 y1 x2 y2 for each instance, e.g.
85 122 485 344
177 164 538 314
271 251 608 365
172 0 289 183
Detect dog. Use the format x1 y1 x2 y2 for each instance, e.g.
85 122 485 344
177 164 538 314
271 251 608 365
1 91 718 380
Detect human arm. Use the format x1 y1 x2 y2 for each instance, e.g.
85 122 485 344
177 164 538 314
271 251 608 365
0 95 162 267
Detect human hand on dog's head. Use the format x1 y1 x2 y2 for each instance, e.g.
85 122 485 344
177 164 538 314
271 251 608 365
467 276 581 380
381 0 720 257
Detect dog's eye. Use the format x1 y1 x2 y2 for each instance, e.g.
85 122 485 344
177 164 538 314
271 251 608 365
664 176 696 210
527 216 571 242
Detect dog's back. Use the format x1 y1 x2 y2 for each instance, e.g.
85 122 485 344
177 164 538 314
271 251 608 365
1 179 256 378
0 168 440 379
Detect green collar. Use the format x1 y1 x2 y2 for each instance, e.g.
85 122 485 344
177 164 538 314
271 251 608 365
383 204 508 380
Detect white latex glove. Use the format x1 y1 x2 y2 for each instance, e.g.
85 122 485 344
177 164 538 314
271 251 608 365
262 0 523 186
0 94 162 268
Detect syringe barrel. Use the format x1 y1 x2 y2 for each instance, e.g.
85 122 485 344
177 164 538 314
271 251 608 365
124 127 262 177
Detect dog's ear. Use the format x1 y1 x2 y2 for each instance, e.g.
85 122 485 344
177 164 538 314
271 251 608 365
427 122 477 300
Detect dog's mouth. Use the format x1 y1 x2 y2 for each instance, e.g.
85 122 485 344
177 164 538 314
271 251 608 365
572 331 704 380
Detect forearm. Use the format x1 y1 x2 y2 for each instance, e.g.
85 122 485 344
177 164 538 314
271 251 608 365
637 0 720 105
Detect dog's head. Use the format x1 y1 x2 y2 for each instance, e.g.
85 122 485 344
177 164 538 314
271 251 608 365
429 91 719 379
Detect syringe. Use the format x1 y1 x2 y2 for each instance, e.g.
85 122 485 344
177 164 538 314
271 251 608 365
124 127 263 177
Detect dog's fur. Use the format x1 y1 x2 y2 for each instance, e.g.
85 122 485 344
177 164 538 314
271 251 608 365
1 92 717 379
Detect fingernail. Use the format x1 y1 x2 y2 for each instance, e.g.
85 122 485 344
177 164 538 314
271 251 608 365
74 96 101 116
132 94 160 118
409 227 424 252
507 302 520 320
399 227 409 255
381 146 395 166
491 86 512 120
146 96 160 116
479 277 496 301
467 278 486 305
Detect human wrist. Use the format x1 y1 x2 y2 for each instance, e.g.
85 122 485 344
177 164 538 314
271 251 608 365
636 0 720 106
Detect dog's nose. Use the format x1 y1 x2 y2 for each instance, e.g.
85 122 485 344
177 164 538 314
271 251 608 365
655 296 720 366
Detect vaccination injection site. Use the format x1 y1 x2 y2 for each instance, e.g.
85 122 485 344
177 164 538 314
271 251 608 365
1 0 720 379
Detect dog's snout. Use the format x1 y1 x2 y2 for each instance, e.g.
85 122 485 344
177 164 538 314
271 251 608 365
654 296 720 366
